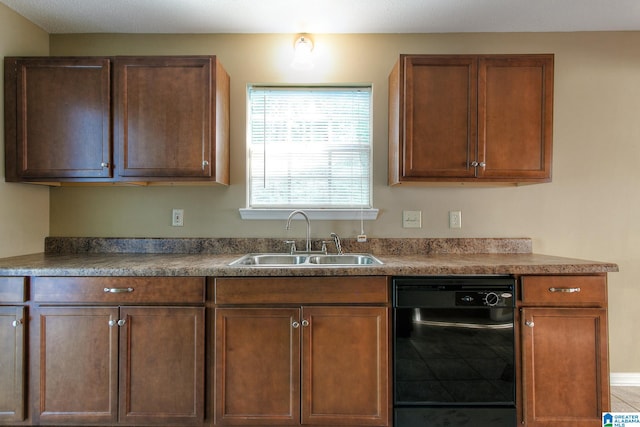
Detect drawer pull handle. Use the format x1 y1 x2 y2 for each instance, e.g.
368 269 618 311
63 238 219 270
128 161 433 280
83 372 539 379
104 287 134 293
549 287 581 293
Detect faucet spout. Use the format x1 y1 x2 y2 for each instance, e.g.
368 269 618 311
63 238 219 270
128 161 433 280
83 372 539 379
285 210 311 252
330 232 343 255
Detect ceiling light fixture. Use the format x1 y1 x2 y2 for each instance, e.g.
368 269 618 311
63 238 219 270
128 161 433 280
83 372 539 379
291 33 314 70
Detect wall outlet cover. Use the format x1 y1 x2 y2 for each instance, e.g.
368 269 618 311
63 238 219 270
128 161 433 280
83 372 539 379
449 210 462 229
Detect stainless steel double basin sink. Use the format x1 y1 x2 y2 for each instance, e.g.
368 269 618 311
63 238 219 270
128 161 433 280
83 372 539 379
229 253 383 267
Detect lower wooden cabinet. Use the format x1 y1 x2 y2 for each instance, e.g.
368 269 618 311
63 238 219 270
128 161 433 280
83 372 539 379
302 306 387 426
214 277 391 426
119 307 204 425
0 306 26 422
215 307 300 425
34 306 118 424
33 306 205 425
215 306 389 426
29 276 206 426
0 277 27 423
519 275 610 427
0 272 614 427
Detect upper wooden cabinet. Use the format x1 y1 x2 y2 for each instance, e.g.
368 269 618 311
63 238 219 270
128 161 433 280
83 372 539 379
4 57 112 180
388 54 554 185
4 56 230 185
114 56 229 182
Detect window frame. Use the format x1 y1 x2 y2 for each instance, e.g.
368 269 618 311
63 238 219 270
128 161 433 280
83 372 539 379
240 84 378 221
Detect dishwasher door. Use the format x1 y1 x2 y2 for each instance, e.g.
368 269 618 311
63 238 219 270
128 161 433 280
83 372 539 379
393 276 516 427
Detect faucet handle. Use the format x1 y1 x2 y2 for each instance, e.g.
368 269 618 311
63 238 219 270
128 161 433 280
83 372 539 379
284 240 297 254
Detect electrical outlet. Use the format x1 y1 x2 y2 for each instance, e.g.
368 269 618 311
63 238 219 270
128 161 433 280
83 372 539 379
449 211 462 229
172 209 184 227
402 210 422 228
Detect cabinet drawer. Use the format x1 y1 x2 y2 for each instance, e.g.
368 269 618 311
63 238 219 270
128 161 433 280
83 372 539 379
521 275 606 307
0 277 27 303
215 276 389 305
32 277 205 304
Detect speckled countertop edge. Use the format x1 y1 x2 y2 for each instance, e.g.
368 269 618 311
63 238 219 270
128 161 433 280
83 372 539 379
0 237 619 277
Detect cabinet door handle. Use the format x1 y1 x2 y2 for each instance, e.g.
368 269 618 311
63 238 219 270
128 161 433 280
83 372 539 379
548 287 581 293
101 162 109 168
301 319 309 327
12 319 22 327
292 321 300 328
104 287 134 293
109 319 126 327
525 320 535 328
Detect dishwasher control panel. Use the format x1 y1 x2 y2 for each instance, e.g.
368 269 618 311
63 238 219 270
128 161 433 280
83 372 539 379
393 276 516 308
455 290 513 307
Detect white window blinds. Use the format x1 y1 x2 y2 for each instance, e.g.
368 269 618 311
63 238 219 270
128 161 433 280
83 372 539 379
248 86 372 209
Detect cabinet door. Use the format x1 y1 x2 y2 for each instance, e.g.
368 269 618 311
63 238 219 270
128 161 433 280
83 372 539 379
521 308 609 427
35 306 119 424
215 308 300 425
395 55 477 180
301 306 389 426
115 56 214 179
0 306 25 421
10 57 111 180
119 306 204 425
478 55 553 180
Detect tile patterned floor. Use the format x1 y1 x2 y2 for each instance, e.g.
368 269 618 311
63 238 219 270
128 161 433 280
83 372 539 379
611 387 640 411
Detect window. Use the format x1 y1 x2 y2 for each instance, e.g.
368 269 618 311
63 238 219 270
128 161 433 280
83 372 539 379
241 85 375 220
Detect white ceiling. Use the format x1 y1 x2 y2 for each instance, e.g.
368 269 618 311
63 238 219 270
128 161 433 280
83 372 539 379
1 0 639 34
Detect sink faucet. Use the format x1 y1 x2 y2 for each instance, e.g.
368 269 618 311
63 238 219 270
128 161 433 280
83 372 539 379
285 210 311 253
330 232 343 255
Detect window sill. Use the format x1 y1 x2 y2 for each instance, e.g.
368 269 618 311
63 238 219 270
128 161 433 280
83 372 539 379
239 208 379 221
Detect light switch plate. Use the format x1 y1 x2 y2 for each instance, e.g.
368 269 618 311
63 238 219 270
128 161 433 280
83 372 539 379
402 210 422 228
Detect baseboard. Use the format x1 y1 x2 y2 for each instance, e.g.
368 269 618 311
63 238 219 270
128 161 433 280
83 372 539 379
611 373 640 386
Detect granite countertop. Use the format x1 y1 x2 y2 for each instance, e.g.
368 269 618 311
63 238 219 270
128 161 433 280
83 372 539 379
0 237 619 277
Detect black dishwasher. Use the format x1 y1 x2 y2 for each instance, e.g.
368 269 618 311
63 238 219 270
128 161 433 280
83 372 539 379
393 276 516 427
